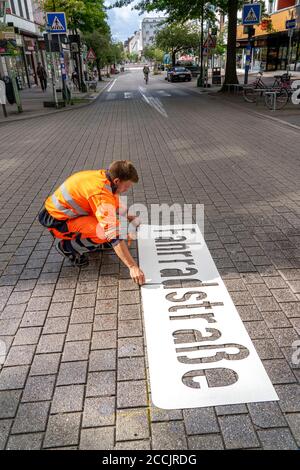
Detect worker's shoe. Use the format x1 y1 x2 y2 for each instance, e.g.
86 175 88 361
55 240 89 268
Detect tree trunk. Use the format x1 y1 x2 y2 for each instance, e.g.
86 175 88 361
96 59 102 81
221 0 239 91
172 50 176 66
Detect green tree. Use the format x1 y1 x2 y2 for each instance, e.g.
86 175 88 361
43 0 107 33
155 23 200 66
83 29 111 80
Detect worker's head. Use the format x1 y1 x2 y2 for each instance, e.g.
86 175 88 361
108 160 139 193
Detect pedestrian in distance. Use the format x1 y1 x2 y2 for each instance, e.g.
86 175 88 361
143 64 150 84
37 62 47 91
38 160 145 285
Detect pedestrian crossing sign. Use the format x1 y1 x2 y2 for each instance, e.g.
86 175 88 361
242 4 261 25
46 12 67 34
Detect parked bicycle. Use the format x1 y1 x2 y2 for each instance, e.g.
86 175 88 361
243 72 292 109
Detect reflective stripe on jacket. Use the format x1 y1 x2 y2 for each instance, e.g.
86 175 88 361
45 170 121 242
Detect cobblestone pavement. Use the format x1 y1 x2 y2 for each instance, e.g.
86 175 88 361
0 68 300 450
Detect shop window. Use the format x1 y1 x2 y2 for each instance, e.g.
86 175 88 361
10 0 16 14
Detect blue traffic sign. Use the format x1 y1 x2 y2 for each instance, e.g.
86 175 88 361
286 19 296 29
242 4 261 25
46 12 67 34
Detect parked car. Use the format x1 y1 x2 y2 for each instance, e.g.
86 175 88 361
167 66 192 82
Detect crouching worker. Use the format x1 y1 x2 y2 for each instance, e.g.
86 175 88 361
38 160 145 285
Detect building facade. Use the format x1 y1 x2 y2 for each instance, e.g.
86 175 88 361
236 0 300 71
128 30 142 57
0 0 45 87
141 17 165 49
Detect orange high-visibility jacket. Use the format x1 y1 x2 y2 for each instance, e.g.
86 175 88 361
45 170 123 242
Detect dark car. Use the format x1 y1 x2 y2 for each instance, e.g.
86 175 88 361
167 66 192 82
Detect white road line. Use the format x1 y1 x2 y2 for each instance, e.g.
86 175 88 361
124 92 133 99
107 79 117 92
157 90 171 97
138 86 168 118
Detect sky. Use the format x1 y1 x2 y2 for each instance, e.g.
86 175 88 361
105 1 163 43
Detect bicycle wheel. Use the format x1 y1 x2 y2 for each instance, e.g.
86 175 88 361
264 88 289 110
243 87 256 103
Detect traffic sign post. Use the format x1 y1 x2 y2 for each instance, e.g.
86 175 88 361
242 4 260 85
46 12 68 108
286 19 296 72
87 48 96 62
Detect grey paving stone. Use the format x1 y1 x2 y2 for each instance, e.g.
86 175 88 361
48 302 72 317
280 302 300 318
27 296 51 312
244 321 272 339
118 337 144 357
20 310 47 327
276 384 300 412
183 408 219 435
97 286 118 299
0 390 21 418
117 380 148 408
271 328 299 347
76 281 98 295
56 361 88 386
236 305 263 321
258 428 298 450
62 341 90 362
7 291 31 305
86 371 116 397
264 277 288 289
215 404 248 416
151 422 188 450
116 408 149 441
150 404 183 422
115 440 151 450
51 385 85 413
70 307 94 324
254 297 281 312
43 317 69 335
253 338 284 360
73 294 96 309
248 402 287 428
79 427 114 450
285 413 300 446
188 434 224 450
4 345 36 366
118 357 146 381
263 359 297 384
66 323 93 341
0 365 29 390
118 305 141 321
36 334 65 353
82 396 115 427
11 401 50 433
52 289 75 303
22 375 56 402
91 330 117 350
95 299 118 314
13 327 42 346
0 419 12 449
43 413 81 448
6 433 43 450
32 283 55 297
89 349 117 372
94 314 117 331
0 319 21 335
30 353 61 376
119 290 140 305
218 415 260 449
263 311 292 328
118 320 143 338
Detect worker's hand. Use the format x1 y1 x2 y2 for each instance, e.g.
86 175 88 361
128 215 141 227
129 266 145 285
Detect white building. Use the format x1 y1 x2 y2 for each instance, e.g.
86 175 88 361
128 30 142 57
141 17 165 49
0 0 45 87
